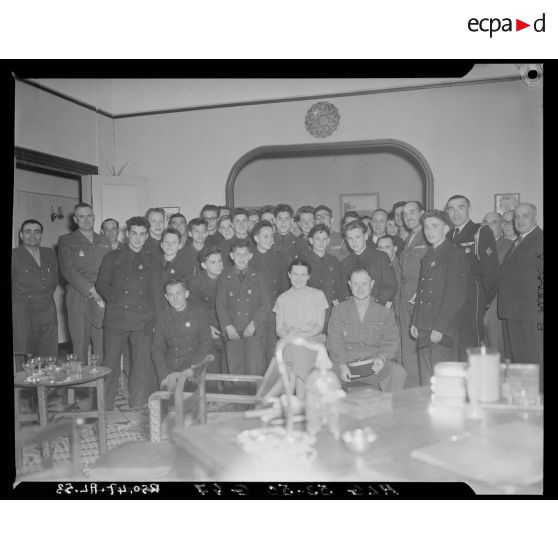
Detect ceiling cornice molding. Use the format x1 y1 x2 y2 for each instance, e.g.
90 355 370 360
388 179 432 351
16 75 523 120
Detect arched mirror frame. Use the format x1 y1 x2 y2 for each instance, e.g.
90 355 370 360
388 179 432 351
225 139 434 210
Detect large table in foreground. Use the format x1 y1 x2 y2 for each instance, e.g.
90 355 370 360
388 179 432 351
171 387 543 494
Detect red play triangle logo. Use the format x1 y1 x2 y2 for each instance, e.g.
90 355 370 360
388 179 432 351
516 19 530 31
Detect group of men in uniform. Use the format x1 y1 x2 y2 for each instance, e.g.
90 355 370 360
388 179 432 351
12 193 543 411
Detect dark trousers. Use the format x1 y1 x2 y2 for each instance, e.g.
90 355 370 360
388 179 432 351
12 297 58 358
502 319 544 392
102 327 158 410
457 281 485 360
418 329 459 385
399 302 420 387
66 287 103 364
225 331 265 394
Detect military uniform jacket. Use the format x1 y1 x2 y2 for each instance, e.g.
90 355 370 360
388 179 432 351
58 230 111 296
341 245 397 306
305 250 345 305
180 242 204 281
498 226 543 322
326 230 350 261
157 251 191 291
399 229 429 303
143 235 163 260
151 303 213 378
447 220 499 306
390 256 402 307
327 297 400 366
411 239 469 335
216 265 271 332
12 246 59 300
188 272 220 327
250 247 289 322
96 245 162 331
274 232 301 264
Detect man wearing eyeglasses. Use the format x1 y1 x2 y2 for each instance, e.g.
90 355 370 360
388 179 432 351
314 205 349 261
201 204 221 246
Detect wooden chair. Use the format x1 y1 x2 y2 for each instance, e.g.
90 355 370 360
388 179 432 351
89 355 214 481
14 417 85 484
149 356 280 442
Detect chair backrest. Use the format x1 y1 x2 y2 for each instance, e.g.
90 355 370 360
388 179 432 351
174 354 215 428
14 417 85 483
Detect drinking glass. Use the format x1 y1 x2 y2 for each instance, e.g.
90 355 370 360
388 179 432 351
66 353 76 363
508 364 540 406
23 362 34 378
90 354 99 372
45 356 56 367
35 356 45 373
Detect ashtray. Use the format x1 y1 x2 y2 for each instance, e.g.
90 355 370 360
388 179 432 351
341 427 377 454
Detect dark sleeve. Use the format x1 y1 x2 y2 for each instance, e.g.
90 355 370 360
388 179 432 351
95 252 114 301
191 307 214 365
151 263 165 316
410 260 423 328
375 251 397 305
333 258 344 302
216 276 233 329
58 236 92 295
151 314 169 381
252 272 271 328
277 252 290 294
433 250 469 334
339 258 351 301
478 225 500 306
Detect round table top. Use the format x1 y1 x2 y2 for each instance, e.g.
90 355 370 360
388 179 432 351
14 365 111 388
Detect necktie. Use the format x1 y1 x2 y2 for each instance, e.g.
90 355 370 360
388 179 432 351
452 227 460 241
238 271 245 285
511 234 523 253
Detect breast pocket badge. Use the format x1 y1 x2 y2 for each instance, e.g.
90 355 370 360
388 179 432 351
185 322 191 328
170 268 175 274
247 289 252 294
430 261 436 267
78 249 85 257
138 264 144 270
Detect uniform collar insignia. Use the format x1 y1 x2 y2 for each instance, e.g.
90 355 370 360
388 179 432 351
138 264 144 270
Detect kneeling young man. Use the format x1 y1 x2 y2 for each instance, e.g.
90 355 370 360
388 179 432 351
327 267 406 391
151 279 213 386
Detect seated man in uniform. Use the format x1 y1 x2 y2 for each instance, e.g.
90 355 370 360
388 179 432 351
151 279 213 387
327 267 406 392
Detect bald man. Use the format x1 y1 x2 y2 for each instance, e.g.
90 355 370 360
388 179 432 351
498 203 543 389
481 212 514 357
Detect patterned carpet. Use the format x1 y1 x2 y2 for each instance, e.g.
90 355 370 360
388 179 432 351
19 391 149 477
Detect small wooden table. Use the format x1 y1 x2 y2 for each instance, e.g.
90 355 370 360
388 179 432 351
171 387 543 494
14 366 110 467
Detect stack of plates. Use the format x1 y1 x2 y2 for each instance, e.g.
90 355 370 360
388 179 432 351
431 362 467 406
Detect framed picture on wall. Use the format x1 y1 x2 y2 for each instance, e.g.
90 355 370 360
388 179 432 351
494 194 520 214
339 193 380 218
162 206 180 227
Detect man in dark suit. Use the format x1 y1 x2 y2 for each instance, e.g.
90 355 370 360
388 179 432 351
216 239 271 392
12 219 59 358
151 279 213 386
411 210 470 383
96 216 162 411
189 247 227 374
481 211 514 356
250 220 289 364
58 203 112 364
341 220 397 307
446 195 499 359
498 203 543 388
398 201 429 386
143 207 166 258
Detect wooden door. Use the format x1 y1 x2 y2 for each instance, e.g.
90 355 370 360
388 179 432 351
83 175 149 242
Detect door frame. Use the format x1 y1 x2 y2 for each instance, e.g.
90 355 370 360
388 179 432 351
225 139 434 209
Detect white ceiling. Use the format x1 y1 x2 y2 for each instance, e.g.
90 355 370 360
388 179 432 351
26 65 520 116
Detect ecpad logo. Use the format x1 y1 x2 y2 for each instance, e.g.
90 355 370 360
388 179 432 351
468 13 545 37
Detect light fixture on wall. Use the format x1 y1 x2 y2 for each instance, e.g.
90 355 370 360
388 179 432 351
516 64 543 87
50 206 64 222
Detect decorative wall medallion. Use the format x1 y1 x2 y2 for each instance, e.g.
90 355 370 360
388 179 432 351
304 101 340 138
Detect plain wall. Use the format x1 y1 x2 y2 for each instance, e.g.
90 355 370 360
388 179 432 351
15 80 115 173
113 78 543 226
234 152 424 227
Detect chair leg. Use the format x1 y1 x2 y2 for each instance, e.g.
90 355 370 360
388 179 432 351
148 397 162 442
